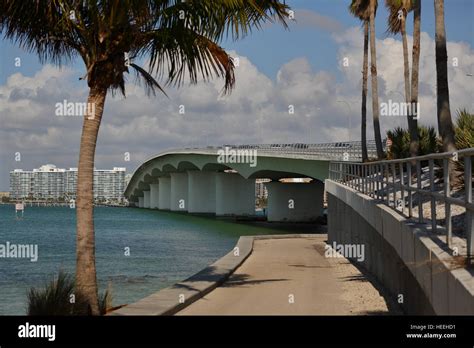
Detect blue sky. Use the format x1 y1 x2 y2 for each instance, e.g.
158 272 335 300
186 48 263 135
1 0 473 191
1 0 473 84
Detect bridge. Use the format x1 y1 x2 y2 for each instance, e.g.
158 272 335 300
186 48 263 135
124 140 384 221
120 145 474 316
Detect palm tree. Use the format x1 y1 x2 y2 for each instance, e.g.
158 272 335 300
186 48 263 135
0 0 289 315
410 0 421 157
369 0 384 159
434 0 456 154
385 0 419 158
434 0 457 187
349 0 370 162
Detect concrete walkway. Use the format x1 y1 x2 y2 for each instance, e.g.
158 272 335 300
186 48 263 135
178 235 396 315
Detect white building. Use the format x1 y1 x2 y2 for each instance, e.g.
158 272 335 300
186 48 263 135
255 178 269 200
10 164 126 202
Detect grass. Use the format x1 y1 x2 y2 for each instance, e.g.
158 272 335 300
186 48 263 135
27 270 112 315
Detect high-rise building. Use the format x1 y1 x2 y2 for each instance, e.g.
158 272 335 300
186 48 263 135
124 173 133 189
94 168 126 201
10 164 126 202
255 178 269 200
9 169 34 199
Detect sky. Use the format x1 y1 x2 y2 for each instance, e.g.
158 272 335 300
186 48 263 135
1 0 473 190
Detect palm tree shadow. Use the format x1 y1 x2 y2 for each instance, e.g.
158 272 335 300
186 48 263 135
289 264 331 269
222 274 289 288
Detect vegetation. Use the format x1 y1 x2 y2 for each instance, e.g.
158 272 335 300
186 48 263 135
348 0 371 162
348 0 384 160
434 0 457 154
1 0 290 314
27 271 112 315
368 0 384 159
349 0 466 168
454 109 474 187
386 126 438 160
385 0 421 157
454 109 474 151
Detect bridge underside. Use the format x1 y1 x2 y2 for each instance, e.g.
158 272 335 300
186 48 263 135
125 153 330 222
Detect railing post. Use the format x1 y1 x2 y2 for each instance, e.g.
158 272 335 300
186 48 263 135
377 164 383 202
399 162 405 214
353 164 357 189
429 159 437 233
391 163 397 208
349 163 354 187
358 164 361 192
417 160 423 223
385 163 390 205
465 155 473 260
369 164 374 197
364 165 368 195
407 163 413 217
443 158 452 247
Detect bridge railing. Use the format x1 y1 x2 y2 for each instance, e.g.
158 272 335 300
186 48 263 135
328 148 474 260
202 140 385 161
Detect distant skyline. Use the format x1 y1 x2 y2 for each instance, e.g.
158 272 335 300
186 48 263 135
1 0 473 190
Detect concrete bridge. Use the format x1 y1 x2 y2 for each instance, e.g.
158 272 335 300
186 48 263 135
124 141 382 222
118 146 474 316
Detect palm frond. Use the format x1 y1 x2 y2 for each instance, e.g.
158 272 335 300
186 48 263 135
143 27 235 94
385 0 416 35
1 0 289 97
129 63 168 97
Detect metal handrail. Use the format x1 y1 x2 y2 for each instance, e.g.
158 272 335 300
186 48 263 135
329 148 474 259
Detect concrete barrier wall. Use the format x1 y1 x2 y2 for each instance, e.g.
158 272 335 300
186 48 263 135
325 179 474 315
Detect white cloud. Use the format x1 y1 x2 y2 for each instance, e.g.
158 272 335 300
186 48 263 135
1 27 473 189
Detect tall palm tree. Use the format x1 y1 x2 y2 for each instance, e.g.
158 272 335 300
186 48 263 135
369 0 384 159
434 0 457 187
385 0 419 158
0 0 289 315
349 0 370 162
410 0 421 157
434 0 456 154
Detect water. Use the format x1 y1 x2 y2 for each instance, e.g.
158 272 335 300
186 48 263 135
0 205 293 315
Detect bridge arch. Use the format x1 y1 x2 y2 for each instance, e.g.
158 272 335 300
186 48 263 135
124 145 352 221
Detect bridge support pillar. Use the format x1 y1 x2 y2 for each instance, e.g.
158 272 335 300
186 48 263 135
158 177 171 210
188 171 216 214
138 196 144 208
266 181 324 222
170 172 188 211
215 172 255 216
149 184 159 209
143 191 150 208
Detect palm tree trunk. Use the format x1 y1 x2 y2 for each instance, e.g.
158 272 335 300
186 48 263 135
434 0 456 153
400 11 419 159
409 0 421 158
434 0 457 188
369 0 384 159
76 84 107 315
361 20 369 162
401 14 411 103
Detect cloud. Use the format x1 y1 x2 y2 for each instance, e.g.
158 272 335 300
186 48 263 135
0 26 473 190
290 9 344 33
